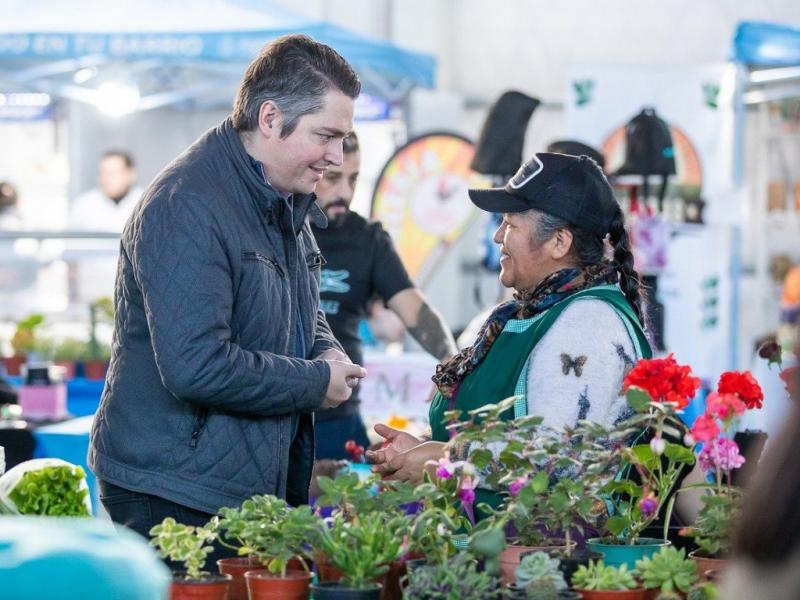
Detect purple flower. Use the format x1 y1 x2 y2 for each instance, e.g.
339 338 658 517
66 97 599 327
698 437 745 472
458 488 476 504
639 495 658 518
509 476 527 497
435 458 454 480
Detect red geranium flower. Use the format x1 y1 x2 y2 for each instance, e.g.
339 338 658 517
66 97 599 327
717 371 764 410
623 354 701 409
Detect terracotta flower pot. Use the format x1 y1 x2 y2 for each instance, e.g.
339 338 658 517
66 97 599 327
53 360 77 379
218 557 308 600
82 359 108 380
688 550 726 581
499 541 574 585
245 569 312 600
170 573 232 600
573 588 645 600
2 355 25 376
314 551 345 583
218 557 263 600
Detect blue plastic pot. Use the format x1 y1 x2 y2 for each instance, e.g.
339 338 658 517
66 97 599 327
585 537 671 569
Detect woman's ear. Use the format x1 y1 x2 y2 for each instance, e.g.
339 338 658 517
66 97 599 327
550 228 574 260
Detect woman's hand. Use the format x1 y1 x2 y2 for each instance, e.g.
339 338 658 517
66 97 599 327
365 423 423 466
370 441 446 484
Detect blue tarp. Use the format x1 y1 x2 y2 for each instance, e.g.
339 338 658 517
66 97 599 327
734 21 800 67
0 0 435 91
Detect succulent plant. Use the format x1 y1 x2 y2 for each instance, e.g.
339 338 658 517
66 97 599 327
403 553 501 599
571 560 638 591
515 551 567 592
634 546 698 594
687 582 718 600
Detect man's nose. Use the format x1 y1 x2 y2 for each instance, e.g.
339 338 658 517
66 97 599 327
326 140 344 167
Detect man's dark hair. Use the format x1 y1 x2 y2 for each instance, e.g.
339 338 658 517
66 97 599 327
342 131 359 155
101 150 135 169
232 34 361 138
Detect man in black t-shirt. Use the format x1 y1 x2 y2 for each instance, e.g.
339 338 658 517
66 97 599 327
311 132 457 459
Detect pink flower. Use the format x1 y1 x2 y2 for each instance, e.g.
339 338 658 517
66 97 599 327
458 488 476 504
639 494 659 518
691 414 721 443
435 458 454 480
650 436 666 455
705 392 746 421
509 476 527 497
698 437 745 472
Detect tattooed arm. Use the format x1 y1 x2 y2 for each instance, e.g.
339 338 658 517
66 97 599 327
386 288 457 362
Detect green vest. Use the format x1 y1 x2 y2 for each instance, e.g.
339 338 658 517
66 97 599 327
429 285 652 442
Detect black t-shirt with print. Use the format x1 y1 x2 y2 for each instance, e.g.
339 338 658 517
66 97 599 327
311 210 413 420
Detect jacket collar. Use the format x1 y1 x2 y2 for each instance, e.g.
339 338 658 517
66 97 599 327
217 117 327 232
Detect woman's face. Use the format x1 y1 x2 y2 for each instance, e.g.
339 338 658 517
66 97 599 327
492 211 568 292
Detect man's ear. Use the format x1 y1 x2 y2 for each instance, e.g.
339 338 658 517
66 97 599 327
550 228 574 260
257 101 283 138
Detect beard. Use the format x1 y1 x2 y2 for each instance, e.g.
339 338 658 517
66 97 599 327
322 199 350 227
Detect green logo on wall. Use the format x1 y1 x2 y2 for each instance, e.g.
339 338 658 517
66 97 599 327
702 82 720 109
573 79 594 107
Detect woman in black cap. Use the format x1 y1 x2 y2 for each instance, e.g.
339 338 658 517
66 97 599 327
367 152 651 484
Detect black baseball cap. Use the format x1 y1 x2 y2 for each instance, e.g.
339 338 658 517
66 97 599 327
468 152 619 236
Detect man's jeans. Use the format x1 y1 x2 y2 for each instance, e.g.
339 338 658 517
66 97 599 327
98 479 236 572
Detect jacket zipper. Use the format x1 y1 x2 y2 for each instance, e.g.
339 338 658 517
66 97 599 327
243 251 285 278
189 407 209 449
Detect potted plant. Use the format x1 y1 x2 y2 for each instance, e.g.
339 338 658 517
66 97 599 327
311 511 406 599
402 553 504 600
215 494 319 600
149 516 232 600
452 399 616 582
588 355 699 568
53 338 88 379
314 470 418 598
570 560 645 600
4 313 44 375
84 297 114 379
634 546 698 599
676 370 763 580
508 551 580 600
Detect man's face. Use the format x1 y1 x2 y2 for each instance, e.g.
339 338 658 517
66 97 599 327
315 150 360 226
97 155 136 202
493 211 558 292
264 89 354 197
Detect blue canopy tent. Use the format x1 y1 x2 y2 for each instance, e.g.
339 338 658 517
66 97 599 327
0 0 435 113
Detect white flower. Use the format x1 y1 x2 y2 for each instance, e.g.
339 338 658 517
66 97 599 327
650 437 666 455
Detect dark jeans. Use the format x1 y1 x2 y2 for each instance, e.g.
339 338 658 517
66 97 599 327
98 479 237 573
314 412 371 460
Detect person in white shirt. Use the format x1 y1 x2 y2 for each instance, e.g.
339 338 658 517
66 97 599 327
69 151 143 232
68 151 144 302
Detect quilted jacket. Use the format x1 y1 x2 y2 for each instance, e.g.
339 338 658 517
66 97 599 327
88 117 341 513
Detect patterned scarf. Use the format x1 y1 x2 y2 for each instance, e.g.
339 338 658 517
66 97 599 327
432 262 619 398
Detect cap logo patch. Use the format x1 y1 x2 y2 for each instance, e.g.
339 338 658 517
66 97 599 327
508 154 544 190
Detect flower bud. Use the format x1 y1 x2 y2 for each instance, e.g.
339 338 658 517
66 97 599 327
650 436 666 455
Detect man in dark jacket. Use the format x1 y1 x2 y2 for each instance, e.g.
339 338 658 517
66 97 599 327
88 35 366 560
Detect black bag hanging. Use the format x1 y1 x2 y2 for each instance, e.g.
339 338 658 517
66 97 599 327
470 91 540 178
613 107 676 209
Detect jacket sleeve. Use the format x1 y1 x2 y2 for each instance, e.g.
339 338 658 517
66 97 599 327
129 192 329 416
310 308 344 359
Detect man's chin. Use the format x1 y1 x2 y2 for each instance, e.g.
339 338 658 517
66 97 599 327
325 210 349 227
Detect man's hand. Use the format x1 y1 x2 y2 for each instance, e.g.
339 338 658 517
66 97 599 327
317 348 350 363
365 423 422 465
370 441 446 484
321 360 366 409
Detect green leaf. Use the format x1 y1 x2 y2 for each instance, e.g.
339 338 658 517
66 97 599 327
469 449 493 469
663 443 696 464
606 516 630 536
626 387 652 412
531 470 549 494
